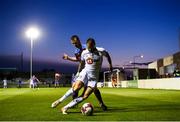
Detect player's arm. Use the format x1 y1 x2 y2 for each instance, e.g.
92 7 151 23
103 51 113 72
77 51 85 74
36 78 40 83
62 53 79 62
77 60 85 74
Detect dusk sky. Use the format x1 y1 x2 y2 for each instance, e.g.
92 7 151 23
0 0 180 71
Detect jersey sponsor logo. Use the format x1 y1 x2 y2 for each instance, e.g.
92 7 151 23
86 58 93 64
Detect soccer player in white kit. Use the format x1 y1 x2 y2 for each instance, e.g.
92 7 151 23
30 75 40 89
3 78 7 88
61 38 113 114
51 35 108 110
30 78 34 88
54 73 61 88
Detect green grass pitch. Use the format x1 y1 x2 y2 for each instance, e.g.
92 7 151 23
0 87 180 121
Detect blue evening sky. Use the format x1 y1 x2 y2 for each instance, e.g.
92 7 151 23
0 0 180 68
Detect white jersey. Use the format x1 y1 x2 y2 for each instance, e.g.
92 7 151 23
81 47 106 71
3 79 7 85
30 79 34 85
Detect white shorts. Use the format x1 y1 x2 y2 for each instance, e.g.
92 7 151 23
76 69 99 88
55 81 59 84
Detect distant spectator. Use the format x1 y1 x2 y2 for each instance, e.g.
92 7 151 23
18 79 22 88
54 73 61 88
30 78 34 88
111 74 118 88
3 78 7 88
30 75 40 89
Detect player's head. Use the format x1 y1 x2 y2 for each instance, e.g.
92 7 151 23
55 73 60 77
86 38 96 52
71 35 81 48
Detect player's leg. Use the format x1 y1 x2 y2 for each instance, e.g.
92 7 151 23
33 83 35 89
54 82 56 88
79 85 87 97
72 90 78 99
62 86 94 114
51 80 83 108
94 88 107 111
37 83 40 89
79 75 88 97
71 80 84 101
34 83 37 89
35 82 38 88
51 88 73 108
30 83 32 88
83 86 94 99
72 70 88 99
52 69 87 108
72 82 79 99
55 81 58 88
90 71 107 110
62 74 96 115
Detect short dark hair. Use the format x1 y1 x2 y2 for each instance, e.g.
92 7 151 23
86 38 96 45
71 35 79 41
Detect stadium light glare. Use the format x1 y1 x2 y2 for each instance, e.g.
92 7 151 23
26 27 40 39
25 27 40 80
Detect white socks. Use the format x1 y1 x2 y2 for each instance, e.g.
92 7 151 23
59 88 74 102
64 97 83 109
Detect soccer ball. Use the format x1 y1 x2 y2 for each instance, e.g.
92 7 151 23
81 103 94 116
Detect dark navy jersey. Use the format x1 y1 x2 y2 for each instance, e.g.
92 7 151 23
74 44 86 60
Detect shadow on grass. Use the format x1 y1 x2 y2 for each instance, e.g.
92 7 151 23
104 104 180 113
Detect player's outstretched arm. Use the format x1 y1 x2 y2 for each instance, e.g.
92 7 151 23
62 53 79 62
36 78 40 83
104 51 113 72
